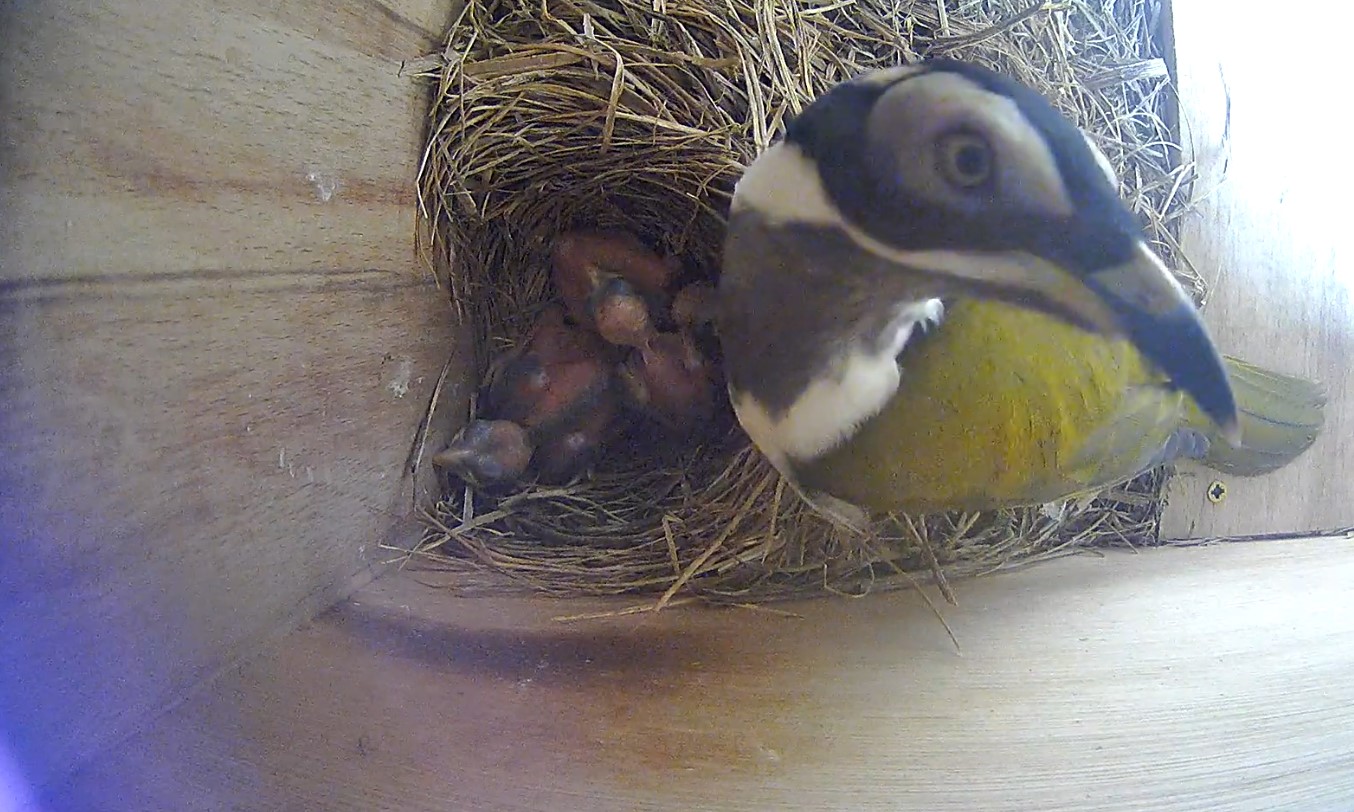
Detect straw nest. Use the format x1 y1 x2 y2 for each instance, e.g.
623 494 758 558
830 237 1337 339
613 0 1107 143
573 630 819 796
401 0 1203 607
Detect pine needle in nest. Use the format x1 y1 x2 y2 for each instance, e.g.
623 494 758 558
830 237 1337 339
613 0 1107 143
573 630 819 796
399 0 1199 605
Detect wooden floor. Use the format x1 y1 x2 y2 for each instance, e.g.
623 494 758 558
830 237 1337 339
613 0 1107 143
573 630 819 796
1162 0 1354 539
46 536 1354 812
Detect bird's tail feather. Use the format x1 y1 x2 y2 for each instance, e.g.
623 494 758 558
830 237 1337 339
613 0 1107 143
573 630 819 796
1190 356 1326 476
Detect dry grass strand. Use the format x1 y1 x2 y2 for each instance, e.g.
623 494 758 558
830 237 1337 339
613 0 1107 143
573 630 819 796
399 0 1198 605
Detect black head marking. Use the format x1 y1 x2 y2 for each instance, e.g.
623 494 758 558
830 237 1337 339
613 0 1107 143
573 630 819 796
784 59 1143 274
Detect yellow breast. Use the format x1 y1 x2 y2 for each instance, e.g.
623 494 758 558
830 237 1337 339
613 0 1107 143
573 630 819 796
797 298 1187 514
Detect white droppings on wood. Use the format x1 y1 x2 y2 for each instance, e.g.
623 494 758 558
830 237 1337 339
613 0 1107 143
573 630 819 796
388 358 413 398
304 166 341 203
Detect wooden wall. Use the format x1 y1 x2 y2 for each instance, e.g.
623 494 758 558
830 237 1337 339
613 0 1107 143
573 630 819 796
1162 0 1353 539
0 0 463 792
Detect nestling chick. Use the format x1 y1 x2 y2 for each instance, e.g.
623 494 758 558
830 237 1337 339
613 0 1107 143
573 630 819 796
483 305 615 437
618 331 716 430
525 303 613 365
591 276 656 348
671 281 717 329
432 419 534 488
551 229 674 328
532 388 620 484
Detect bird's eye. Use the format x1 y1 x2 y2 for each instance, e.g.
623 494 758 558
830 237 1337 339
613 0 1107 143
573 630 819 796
936 131 993 189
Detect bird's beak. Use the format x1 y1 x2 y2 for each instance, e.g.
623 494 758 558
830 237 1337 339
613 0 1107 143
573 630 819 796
1080 243 1240 440
894 236 1240 438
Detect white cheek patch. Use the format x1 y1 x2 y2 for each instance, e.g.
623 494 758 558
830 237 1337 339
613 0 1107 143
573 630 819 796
731 299 944 473
1081 130 1120 188
731 142 843 226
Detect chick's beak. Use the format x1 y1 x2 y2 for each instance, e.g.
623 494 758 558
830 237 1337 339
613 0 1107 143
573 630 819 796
1080 243 1239 440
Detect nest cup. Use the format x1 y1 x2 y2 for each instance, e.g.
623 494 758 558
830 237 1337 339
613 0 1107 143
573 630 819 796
407 0 1198 603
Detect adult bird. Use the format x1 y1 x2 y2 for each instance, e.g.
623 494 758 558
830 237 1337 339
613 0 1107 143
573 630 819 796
717 59 1325 526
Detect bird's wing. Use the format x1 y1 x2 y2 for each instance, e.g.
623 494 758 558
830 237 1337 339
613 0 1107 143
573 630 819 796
1059 381 1191 490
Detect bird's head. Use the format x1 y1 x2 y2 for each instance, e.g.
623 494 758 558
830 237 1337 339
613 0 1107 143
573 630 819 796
722 59 1238 438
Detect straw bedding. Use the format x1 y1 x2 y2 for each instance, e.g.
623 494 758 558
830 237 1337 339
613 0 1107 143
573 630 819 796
398 0 1202 606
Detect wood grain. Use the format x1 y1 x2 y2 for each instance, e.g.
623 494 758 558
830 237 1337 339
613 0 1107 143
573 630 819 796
1161 0 1354 538
0 0 464 793
44 537 1354 812
1 274 466 791
0 0 451 281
